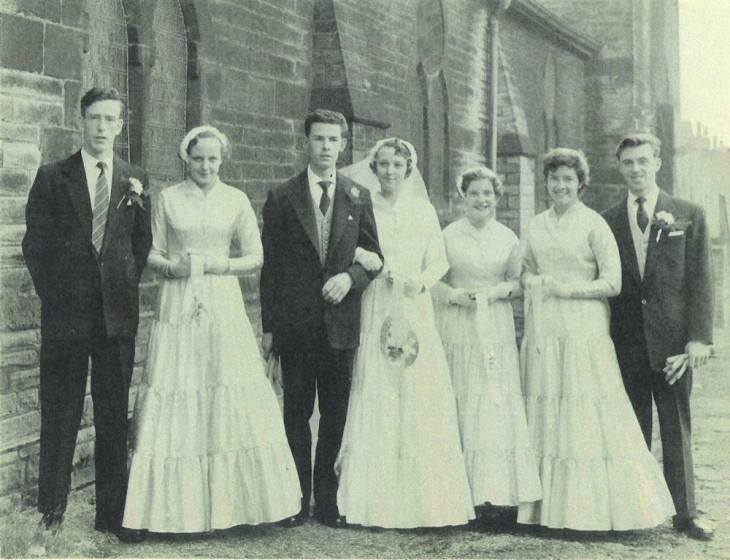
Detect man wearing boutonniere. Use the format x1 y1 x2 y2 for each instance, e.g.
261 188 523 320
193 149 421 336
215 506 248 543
603 132 714 540
260 109 382 528
22 87 152 541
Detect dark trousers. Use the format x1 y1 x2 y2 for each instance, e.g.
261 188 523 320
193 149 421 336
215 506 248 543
615 342 696 521
280 337 354 518
38 316 135 529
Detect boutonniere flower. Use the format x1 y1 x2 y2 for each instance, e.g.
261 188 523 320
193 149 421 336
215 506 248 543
348 186 362 203
117 177 147 210
651 211 691 242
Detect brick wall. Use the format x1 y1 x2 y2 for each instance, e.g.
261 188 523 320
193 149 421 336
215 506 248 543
0 1 92 511
534 0 682 211
499 8 590 221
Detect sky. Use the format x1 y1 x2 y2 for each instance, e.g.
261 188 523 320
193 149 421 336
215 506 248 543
678 0 730 147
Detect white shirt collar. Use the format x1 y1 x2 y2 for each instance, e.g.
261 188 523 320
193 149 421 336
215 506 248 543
627 184 660 215
307 166 336 205
81 149 114 204
307 166 336 189
81 149 113 170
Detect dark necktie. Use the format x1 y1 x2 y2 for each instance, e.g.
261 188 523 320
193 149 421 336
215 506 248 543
318 180 331 215
92 162 110 252
636 196 649 233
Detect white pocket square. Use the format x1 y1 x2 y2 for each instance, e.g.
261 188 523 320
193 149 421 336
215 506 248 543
348 215 353 221
668 230 685 237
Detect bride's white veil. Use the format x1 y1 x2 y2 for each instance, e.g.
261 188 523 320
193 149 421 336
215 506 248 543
338 138 430 201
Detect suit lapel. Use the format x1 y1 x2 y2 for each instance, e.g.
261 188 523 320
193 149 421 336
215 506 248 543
643 190 675 285
325 177 352 265
611 198 642 287
62 152 93 236
287 172 320 255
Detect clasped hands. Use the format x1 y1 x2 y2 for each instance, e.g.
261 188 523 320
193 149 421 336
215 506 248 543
663 341 712 385
165 253 229 277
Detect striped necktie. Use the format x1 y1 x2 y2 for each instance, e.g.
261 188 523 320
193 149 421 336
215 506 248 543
319 181 331 215
92 162 110 252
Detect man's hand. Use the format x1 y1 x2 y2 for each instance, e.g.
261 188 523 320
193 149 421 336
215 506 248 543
353 247 383 272
663 353 688 385
686 340 711 370
262 332 274 359
323 272 354 305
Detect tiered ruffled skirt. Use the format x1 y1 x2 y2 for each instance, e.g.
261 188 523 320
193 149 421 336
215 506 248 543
517 292 675 530
123 276 301 533
435 299 542 507
336 279 475 528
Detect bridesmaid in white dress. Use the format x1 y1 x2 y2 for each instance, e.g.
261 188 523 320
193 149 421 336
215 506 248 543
517 148 675 531
434 166 542 515
122 127 301 534
335 138 474 529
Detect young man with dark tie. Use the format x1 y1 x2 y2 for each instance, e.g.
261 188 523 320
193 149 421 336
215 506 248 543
603 132 714 541
259 109 381 528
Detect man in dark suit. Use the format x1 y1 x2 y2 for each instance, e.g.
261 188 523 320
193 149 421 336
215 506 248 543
22 88 152 541
260 109 381 528
603 132 714 541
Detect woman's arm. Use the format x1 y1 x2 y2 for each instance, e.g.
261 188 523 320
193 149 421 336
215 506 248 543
146 192 189 277
548 218 622 299
486 239 522 301
205 196 263 275
420 207 449 291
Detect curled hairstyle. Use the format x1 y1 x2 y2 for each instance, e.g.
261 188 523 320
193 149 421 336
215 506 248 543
368 138 415 178
178 126 231 162
543 148 590 188
80 87 124 118
457 166 503 197
304 109 348 137
615 132 661 160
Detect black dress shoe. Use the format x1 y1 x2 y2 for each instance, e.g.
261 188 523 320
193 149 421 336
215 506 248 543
39 512 63 533
675 517 714 541
315 513 347 529
113 527 147 543
278 508 308 528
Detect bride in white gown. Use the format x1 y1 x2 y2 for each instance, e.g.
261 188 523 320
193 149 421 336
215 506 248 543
335 138 474 529
122 127 301 534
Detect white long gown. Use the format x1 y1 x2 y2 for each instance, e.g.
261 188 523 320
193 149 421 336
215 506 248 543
517 202 675 530
435 217 542 508
336 192 475 529
123 179 301 533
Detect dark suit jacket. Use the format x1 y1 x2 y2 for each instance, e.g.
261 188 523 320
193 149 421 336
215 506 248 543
260 170 381 352
22 151 152 341
603 189 713 370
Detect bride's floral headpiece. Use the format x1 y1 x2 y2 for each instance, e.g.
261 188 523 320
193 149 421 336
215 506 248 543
367 137 419 170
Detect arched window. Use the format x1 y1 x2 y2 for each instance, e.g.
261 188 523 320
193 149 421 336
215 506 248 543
142 0 188 184
82 0 130 161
